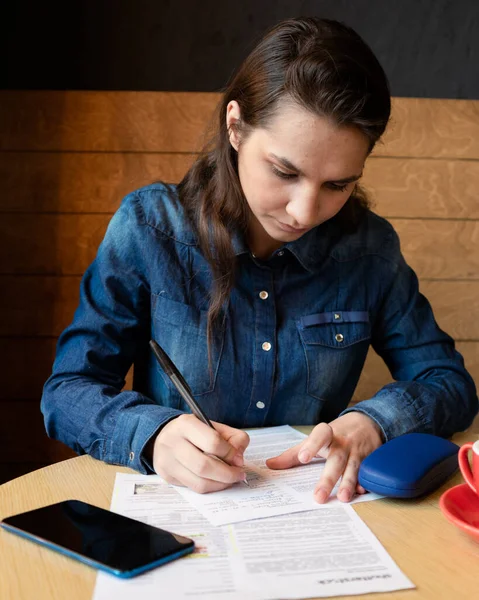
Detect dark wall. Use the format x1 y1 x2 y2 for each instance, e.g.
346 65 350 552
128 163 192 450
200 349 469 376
2 0 479 98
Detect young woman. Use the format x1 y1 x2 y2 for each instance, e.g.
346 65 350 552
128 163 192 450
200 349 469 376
41 17 478 504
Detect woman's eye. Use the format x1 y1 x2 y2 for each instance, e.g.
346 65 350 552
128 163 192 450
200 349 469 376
326 182 349 192
271 165 297 180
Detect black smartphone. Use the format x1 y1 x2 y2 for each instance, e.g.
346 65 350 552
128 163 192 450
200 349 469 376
0 499 195 578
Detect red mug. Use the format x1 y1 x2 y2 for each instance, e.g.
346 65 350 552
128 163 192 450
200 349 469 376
458 440 479 495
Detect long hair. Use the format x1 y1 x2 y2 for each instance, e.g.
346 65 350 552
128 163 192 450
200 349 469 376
177 17 391 352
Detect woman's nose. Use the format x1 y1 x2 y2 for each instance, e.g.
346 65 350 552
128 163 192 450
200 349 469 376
286 189 319 228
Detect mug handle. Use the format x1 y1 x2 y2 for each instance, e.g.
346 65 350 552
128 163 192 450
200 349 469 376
458 443 477 493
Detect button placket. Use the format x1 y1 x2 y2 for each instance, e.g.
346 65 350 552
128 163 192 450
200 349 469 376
246 266 276 425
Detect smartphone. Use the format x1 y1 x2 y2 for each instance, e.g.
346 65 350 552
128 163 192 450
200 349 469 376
0 499 195 578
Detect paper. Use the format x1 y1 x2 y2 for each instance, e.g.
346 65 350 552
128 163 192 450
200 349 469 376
93 473 246 600
176 425 382 526
92 472 414 600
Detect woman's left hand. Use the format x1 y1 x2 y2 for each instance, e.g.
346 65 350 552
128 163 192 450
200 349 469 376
265 412 384 503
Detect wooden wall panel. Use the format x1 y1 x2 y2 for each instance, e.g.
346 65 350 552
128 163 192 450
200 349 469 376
363 158 479 219
3 152 479 220
380 98 479 159
0 152 193 213
392 219 479 280
1 277 479 340
2 92 479 159
0 214 110 275
0 92 221 153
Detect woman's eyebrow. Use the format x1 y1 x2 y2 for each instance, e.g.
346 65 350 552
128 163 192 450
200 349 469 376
268 153 362 182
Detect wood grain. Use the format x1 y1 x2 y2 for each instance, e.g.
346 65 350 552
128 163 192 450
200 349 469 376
391 219 479 280
0 214 110 275
0 91 221 153
0 152 193 213
2 92 479 158
363 157 479 219
1 277 479 340
3 152 479 219
379 97 479 159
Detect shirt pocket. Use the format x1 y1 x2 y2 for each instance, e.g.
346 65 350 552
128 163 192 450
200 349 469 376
297 311 371 402
152 294 224 396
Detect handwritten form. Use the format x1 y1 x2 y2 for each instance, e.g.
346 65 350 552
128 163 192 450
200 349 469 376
177 425 382 526
92 426 414 599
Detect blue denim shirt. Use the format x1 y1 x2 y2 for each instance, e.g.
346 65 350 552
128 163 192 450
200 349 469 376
41 184 478 473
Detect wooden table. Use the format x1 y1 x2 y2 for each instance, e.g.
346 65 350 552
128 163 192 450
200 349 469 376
1 425 479 600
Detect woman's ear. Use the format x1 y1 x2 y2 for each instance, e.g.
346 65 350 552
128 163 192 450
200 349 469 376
226 100 241 150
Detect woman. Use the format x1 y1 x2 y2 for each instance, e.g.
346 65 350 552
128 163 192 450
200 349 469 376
41 17 478 503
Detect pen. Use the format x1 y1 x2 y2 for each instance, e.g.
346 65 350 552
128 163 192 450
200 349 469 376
149 339 249 486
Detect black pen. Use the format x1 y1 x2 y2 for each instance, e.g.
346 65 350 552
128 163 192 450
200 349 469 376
149 339 249 486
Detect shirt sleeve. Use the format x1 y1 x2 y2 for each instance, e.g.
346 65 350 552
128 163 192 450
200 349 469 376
341 250 478 441
41 193 184 474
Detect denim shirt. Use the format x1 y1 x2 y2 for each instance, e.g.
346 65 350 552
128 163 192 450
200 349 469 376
41 184 478 473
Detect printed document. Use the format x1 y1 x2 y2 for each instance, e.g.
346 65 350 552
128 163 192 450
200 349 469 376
177 425 382 526
92 471 414 600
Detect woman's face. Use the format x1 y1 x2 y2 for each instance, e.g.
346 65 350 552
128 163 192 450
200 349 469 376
226 100 370 258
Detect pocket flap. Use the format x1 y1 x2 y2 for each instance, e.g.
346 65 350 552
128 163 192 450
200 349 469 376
298 311 371 348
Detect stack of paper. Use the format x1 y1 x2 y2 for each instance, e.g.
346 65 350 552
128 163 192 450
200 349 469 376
93 426 414 599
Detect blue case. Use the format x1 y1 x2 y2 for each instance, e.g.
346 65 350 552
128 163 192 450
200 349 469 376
358 433 459 498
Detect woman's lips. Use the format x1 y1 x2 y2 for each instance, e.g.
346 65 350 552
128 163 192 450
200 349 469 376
275 220 308 234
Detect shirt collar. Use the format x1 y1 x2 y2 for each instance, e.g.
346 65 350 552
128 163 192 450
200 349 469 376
231 221 338 272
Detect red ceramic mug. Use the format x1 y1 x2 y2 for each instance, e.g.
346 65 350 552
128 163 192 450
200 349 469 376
458 440 479 494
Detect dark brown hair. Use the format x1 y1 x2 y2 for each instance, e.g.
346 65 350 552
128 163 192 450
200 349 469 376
177 16 391 350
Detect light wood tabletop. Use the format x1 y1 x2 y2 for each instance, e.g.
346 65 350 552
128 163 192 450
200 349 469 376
1 424 478 600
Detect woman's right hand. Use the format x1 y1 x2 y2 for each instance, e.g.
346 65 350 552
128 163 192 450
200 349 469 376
152 414 250 493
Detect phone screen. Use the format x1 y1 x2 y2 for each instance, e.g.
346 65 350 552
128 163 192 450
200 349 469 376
1 500 194 577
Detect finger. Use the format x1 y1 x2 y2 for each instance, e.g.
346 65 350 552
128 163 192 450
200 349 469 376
178 417 245 466
265 442 305 470
157 455 235 494
174 437 246 485
212 422 250 462
268 422 334 470
356 484 367 495
313 447 349 503
299 423 334 462
336 455 361 503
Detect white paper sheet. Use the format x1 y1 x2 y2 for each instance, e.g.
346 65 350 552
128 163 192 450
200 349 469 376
92 472 414 600
176 425 382 526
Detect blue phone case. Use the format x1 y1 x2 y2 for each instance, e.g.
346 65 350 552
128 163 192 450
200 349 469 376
0 523 194 578
358 433 459 498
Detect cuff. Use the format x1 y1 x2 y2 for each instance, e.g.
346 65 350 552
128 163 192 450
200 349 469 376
107 402 184 474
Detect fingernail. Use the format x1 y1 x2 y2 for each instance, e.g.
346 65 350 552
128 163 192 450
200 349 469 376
339 489 352 503
314 488 328 504
232 453 244 467
299 450 311 463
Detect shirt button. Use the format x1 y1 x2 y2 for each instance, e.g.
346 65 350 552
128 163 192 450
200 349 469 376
262 342 272 351
256 401 265 409
129 451 135 461
335 333 344 343
259 291 269 300
277 250 284 257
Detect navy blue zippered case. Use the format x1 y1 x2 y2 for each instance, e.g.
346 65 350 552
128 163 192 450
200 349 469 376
358 433 459 498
